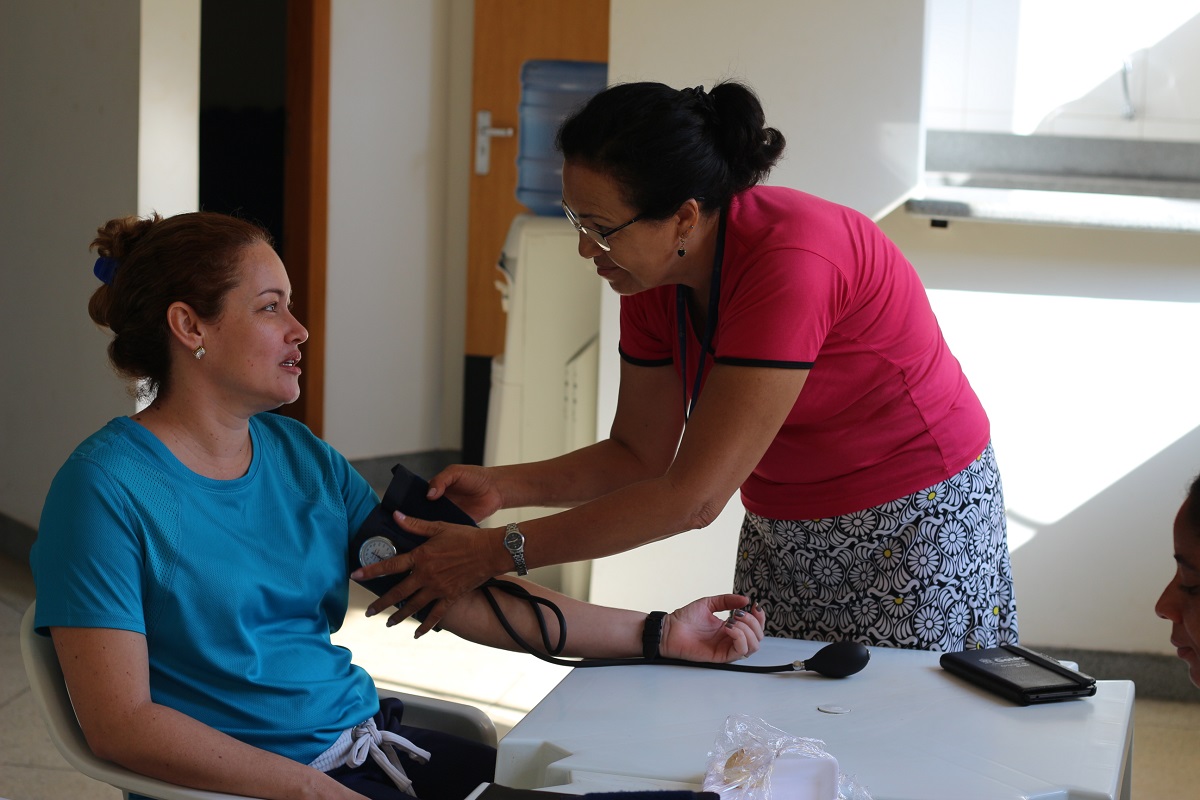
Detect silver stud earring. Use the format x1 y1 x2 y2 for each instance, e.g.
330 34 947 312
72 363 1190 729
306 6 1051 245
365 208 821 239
193 345 206 360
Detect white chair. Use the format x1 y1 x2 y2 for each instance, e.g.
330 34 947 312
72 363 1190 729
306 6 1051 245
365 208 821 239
20 601 497 800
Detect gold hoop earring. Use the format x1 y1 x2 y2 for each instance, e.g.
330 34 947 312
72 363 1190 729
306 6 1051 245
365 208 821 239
193 345 206 360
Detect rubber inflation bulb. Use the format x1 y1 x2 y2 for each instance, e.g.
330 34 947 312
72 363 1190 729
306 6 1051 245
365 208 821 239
802 640 870 678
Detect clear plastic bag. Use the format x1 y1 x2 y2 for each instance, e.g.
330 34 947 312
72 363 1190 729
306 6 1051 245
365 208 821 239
702 714 872 800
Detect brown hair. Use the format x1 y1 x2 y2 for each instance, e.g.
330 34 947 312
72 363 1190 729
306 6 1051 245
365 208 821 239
88 211 272 401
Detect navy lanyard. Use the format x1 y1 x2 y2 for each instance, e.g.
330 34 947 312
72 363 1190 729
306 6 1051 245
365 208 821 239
675 208 727 422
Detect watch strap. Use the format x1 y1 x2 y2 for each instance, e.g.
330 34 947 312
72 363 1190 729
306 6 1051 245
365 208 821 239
504 522 528 576
642 610 668 660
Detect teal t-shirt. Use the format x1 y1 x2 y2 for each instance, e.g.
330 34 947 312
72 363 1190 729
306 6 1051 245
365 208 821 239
32 413 380 764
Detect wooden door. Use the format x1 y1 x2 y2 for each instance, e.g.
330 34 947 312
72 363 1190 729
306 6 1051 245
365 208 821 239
279 0 330 436
198 0 327 436
461 0 609 462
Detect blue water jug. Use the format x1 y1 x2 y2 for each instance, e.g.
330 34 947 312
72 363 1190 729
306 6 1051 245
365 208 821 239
516 60 607 216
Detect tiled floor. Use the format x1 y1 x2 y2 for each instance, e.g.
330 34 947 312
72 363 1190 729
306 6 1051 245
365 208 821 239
4 549 1200 799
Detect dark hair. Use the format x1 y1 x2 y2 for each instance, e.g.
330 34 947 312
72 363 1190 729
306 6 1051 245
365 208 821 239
88 211 273 402
1187 473 1200 532
556 80 786 218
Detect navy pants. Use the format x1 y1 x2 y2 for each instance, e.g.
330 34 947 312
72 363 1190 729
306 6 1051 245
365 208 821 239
325 697 496 800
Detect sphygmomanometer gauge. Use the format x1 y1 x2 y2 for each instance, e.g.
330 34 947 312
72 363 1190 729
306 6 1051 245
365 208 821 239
358 535 398 568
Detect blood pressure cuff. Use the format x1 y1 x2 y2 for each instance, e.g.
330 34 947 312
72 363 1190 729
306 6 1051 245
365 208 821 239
348 464 478 619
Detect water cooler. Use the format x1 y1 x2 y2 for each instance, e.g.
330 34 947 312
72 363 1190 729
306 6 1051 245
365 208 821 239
514 60 607 215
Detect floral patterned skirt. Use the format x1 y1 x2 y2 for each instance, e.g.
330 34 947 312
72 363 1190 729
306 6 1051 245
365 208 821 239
733 443 1018 651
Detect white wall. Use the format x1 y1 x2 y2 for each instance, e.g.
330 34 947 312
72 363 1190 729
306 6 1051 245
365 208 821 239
876 212 1199 655
606 0 925 223
139 0 201 218
586 0 1196 657
323 0 468 458
0 0 199 530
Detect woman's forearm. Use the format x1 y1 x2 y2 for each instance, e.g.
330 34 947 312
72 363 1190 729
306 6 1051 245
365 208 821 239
502 364 810 571
439 577 644 658
484 360 685 512
53 627 363 800
93 704 357 800
490 436 669 510
506 469 718 571
437 581 764 667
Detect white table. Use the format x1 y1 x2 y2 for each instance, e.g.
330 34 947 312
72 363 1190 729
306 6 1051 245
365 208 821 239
496 638 1134 799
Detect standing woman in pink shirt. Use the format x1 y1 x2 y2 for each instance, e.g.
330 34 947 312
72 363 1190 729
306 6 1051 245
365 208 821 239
359 80 1018 653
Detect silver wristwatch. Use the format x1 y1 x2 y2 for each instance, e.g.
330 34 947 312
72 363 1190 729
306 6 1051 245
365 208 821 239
503 522 528 576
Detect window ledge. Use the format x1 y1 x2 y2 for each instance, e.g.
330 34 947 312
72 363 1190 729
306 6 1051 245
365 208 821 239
906 181 1200 235
912 131 1200 234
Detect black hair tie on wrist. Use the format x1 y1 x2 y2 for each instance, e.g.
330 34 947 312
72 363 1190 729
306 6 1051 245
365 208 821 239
643 610 668 659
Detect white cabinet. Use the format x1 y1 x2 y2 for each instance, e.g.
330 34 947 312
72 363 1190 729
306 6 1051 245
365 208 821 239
484 214 602 598
485 214 601 471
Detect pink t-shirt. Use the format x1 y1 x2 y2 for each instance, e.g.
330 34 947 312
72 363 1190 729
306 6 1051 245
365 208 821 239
619 186 991 519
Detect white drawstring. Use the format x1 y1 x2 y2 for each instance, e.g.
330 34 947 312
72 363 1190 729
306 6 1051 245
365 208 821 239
310 718 432 796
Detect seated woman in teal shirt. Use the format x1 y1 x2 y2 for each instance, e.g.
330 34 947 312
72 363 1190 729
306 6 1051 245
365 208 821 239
31 210 766 800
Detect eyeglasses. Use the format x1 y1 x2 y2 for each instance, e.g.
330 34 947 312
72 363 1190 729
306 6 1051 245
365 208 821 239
561 200 643 252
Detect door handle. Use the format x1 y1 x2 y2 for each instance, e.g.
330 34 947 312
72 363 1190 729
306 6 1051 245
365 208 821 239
475 110 515 176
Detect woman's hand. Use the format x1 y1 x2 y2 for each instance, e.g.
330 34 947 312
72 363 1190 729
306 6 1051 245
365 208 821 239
351 513 506 636
660 594 766 663
426 464 505 522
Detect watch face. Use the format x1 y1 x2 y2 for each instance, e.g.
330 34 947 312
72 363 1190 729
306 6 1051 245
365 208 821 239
358 535 398 567
504 528 524 551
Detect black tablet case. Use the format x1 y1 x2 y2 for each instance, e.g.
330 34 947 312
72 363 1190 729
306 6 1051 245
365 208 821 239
940 644 1097 705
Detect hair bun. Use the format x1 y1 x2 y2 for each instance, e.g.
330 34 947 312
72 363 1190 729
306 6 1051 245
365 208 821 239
557 79 786 216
